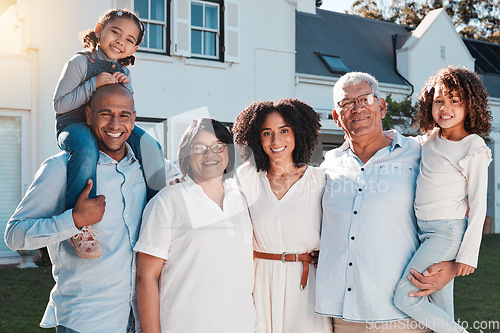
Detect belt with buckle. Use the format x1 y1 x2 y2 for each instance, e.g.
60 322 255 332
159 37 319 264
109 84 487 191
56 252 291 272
253 250 313 290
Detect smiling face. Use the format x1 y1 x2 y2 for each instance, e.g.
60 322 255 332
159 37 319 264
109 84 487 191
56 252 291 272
95 17 140 60
189 130 229 184
431 85 468 139
260 111 295 164
86 85 136 161
333 81 386 141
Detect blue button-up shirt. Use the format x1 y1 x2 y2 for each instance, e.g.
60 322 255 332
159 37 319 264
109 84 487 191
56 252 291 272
5 146 151 332
316 131 421 322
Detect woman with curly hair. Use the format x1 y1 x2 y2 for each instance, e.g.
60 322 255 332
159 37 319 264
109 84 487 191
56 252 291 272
394 66 492 333
233 99 333 333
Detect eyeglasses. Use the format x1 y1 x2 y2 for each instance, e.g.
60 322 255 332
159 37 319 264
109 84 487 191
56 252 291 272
191 143 226 155
337 93 378 111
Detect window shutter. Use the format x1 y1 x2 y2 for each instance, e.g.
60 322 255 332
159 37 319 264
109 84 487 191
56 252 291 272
224 1 239 63
116 0 132 10
172 0 191 57
0 116 22 253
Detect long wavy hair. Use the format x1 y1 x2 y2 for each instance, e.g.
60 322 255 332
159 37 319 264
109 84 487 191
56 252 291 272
416 66 492 136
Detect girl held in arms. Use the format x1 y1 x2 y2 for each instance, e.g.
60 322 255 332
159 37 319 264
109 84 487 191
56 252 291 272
394 66 492 333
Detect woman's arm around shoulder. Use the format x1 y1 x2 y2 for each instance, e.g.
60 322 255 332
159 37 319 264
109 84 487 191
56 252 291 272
234 161 259 192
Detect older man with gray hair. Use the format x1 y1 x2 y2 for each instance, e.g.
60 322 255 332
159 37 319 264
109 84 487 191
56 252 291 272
316 72 457 332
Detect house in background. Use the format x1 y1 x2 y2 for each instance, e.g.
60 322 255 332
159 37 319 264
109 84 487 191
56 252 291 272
295 8 500 233
1 0 499 265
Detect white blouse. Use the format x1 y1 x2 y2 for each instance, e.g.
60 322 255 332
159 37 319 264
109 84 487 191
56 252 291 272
237 163 332 333
415 128 492 267
134 177 255 333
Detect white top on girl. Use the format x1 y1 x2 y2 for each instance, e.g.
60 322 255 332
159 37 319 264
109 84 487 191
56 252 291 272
414 128 492 267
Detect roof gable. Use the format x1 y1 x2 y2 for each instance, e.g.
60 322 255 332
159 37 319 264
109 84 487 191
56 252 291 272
401 8 472 62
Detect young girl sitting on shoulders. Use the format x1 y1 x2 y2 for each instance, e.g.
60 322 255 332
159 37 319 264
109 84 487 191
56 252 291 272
53 9 166 259
394 66 492 333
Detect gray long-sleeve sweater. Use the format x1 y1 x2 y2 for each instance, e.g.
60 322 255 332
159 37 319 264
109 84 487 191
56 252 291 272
53 47 133 115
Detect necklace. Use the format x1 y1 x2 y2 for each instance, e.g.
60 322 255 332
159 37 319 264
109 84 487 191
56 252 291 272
270 183 285 194
268 166 306 195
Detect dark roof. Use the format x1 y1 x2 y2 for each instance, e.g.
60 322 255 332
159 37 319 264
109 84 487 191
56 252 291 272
296 9 413 86
463 38 500 98
463 38 500 75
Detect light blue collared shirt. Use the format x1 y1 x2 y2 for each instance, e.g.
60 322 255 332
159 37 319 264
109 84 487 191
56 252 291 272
5 146 179 332
316 130 421 322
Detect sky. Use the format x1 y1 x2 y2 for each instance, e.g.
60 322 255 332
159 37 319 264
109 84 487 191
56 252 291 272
319 0 356 13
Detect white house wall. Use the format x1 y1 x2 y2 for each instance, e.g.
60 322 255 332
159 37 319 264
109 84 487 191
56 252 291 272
0 55 32 110
132 0 296 124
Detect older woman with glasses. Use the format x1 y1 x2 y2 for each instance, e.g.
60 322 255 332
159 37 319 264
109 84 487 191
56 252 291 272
233 99 333 333
135 118 255 333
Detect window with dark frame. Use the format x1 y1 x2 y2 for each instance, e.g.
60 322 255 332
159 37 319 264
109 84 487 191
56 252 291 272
135 0 171 54
190 0 224 61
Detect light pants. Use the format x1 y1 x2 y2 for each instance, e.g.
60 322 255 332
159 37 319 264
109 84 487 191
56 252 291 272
394 218 467 333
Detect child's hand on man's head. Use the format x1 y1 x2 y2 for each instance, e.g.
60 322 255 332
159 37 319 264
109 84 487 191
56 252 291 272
112 72 130 84
96 72 118 88
456 262 475 276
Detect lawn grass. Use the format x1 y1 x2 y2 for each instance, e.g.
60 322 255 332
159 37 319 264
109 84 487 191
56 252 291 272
0 234 498 332
454 233 500 332
0 266 54 332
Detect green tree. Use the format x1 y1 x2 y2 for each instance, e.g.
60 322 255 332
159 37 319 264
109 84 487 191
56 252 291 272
382 95 419 135
351 0 385 20
349 0 500 43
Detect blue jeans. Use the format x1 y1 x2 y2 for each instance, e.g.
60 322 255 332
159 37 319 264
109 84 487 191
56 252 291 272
394 218 467 333
57 122 166 209
57 122 99 209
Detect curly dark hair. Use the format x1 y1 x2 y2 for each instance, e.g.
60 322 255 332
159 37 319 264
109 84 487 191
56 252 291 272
178 118 235 180
81 9 145 68
232 98 321 172
416 66 492 136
